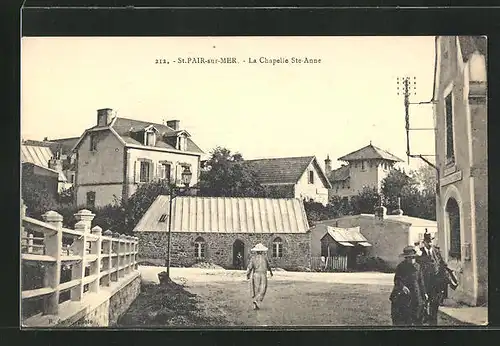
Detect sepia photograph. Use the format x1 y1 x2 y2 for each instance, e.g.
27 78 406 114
20 35 487 328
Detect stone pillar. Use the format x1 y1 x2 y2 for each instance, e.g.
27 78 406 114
71 221 87 301
41 211 63 315
90 226 102 293
74 209 96 231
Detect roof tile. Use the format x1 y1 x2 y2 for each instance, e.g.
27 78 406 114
338 144 403 162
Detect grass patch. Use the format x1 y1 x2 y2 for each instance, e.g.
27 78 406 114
117 281 228 327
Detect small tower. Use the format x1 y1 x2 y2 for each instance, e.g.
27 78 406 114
324 155 332 174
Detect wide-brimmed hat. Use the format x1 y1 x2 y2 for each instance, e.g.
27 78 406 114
423 229 435 243
251 243 268 252
400 245 418 258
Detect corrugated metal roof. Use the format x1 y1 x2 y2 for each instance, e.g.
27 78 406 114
21 144 68 182
21 145 53 168
133 196 310 233
324 226 368 243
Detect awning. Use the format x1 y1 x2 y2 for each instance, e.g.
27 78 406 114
358 242 372 247
338 241 354 247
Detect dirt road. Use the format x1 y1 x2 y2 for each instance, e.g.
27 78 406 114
138 266 464 326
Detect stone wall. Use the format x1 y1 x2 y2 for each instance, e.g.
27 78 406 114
73 273 141 327
138 231 312 270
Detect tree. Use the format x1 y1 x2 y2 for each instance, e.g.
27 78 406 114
380 166 436 220
122 179 173 234
198 146 265 197
349 187 381 215
22 178 60 220
411 164 438 195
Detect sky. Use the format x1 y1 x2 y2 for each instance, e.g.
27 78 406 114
21 36 436 171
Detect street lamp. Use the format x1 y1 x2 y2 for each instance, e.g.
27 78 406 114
165 166 193 281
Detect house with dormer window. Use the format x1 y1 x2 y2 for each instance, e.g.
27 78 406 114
72 108 204 208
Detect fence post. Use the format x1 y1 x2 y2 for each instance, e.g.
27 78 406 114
133 236 138 270
90 226 102 293
41 210 63 315
119 234 126 278
20 199 27 237
112 232 120 282
103 230 113 286
28 233 33 254
71 221 87 301
126 236 133 273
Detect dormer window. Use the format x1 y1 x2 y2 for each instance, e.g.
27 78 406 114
145 131 156 146
177 135 187 151
143 125 158 147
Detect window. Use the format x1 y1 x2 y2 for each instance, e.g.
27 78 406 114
86 191 96 209
89 133 97 151
445 93 455 164
446 198 461 259
194 237 206 259
145 131 156 146
70 173 75 184
160 163 171 182
308 171 314 184
272 237 283 258
139 161 151 183
361 161 365 170
177 136 187 151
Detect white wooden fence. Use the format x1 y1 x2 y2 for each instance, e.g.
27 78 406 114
311 256 348 272
20 201 139 318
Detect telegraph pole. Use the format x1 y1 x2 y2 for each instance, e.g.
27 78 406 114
397 76 417 165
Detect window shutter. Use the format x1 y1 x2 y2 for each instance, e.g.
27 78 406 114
176 164 181 184
133 161 137 183
150 162 155 181
157 163 163 179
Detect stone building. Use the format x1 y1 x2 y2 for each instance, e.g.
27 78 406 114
244 156 331 205
432 36 487 306
72 108 204 208
21 140 74 192
324 143 403 202
311 205 438 270
134 196 312 270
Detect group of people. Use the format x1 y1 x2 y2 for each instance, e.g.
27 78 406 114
243 230 458 324
391 230 458 326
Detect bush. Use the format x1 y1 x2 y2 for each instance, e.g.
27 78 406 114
356 256 392 272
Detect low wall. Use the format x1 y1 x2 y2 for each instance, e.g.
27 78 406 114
137 231 312 270
23 271 141 327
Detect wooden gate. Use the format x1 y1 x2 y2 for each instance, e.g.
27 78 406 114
311 256 348 272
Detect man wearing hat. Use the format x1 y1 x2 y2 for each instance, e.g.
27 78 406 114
417 229 448 325
390 246 427 325
246 243 273 310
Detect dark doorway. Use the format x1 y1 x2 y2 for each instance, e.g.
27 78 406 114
233 239 245 269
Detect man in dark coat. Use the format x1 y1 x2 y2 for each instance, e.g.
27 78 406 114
390 246 427 326
417 230 448 325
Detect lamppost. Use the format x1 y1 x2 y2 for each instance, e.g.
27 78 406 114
165 166 193 281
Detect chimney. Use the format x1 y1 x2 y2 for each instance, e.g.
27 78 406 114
166 120 180 130
393 197 404 216
97 108 114 127
374 195 387 220
325 155 332 173
48 157 63 172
